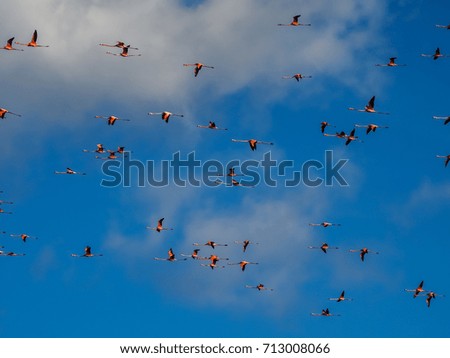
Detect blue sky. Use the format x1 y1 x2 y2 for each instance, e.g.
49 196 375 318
0 0 449 338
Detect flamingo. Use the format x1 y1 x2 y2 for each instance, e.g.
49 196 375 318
354 124 389 134
99 41 138 50
425 292 445 307
106 45 141 57
421 47 449 60
329 290 353 302
146 218 173 232
83 143 106 154
183 63 214 77
0 209 12 214
345 129 363 145
348 96 389 115
148 111 184 123
436 24 450 29
10 234 38 243
349 247 379 262
433 116 450 125
197 121 228 130
405 280 427 298
228 260 259 271
96 151 119 160
71 246 103 258
95 115 130 126
311 308 340 317
320 121 335 134
226 168 243 177
245 284 274 291
215 179 254 188
1 37 24 51
116 146 127 154
54 167 86 175
208 254 229 265
323 131 347 139
231 139 274 151
375 57 406 67
154 248 186 262
180 249 207 260
201 262 225 269
308 243 339 254
0 107 22 119
282 73 312 82
309 222 341 228
0 251 25 256
15 30 49 47
193 241 228 249
436 155 450 167
235 240 259 252
277 15 311 27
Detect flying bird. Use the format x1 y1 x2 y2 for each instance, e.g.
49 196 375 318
348 96 390 115
282 73 312 82
54 168 86 175
354 124 389 134
15 30 49 47
148 111 184 123
375 57 406 67
344 129 361 146
0 107 22 119
329 290 353 302
200 262 225 270
106 45 141 57
215 179 255 188
425 292 445 308
83 144 106 154
193 241 228 249
405 280 427 298
95 115 130 126
436 24 450 29
277 15 311 26
1 37 24 51
99 41 138 50
71 246 103 258
183 63 214 77
146 218 173 232
323 131 347 139
433 116 450 125
311 308 340 317
197 121 228 130
320 122 335 134
0 209 12 214
228 260 259 271
0 251 25 256
436 155 450 167
245 284 273 291
309 222 341 228
421 47 449 60
10 234 38 243
96 151 119 160
349 247 379 262
225 167 243 177
208 254 229 265
180 249 207 260
308 243 339 254
0 200 13 205
154 248 186 262
235 240 259 252
231 139 274 151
